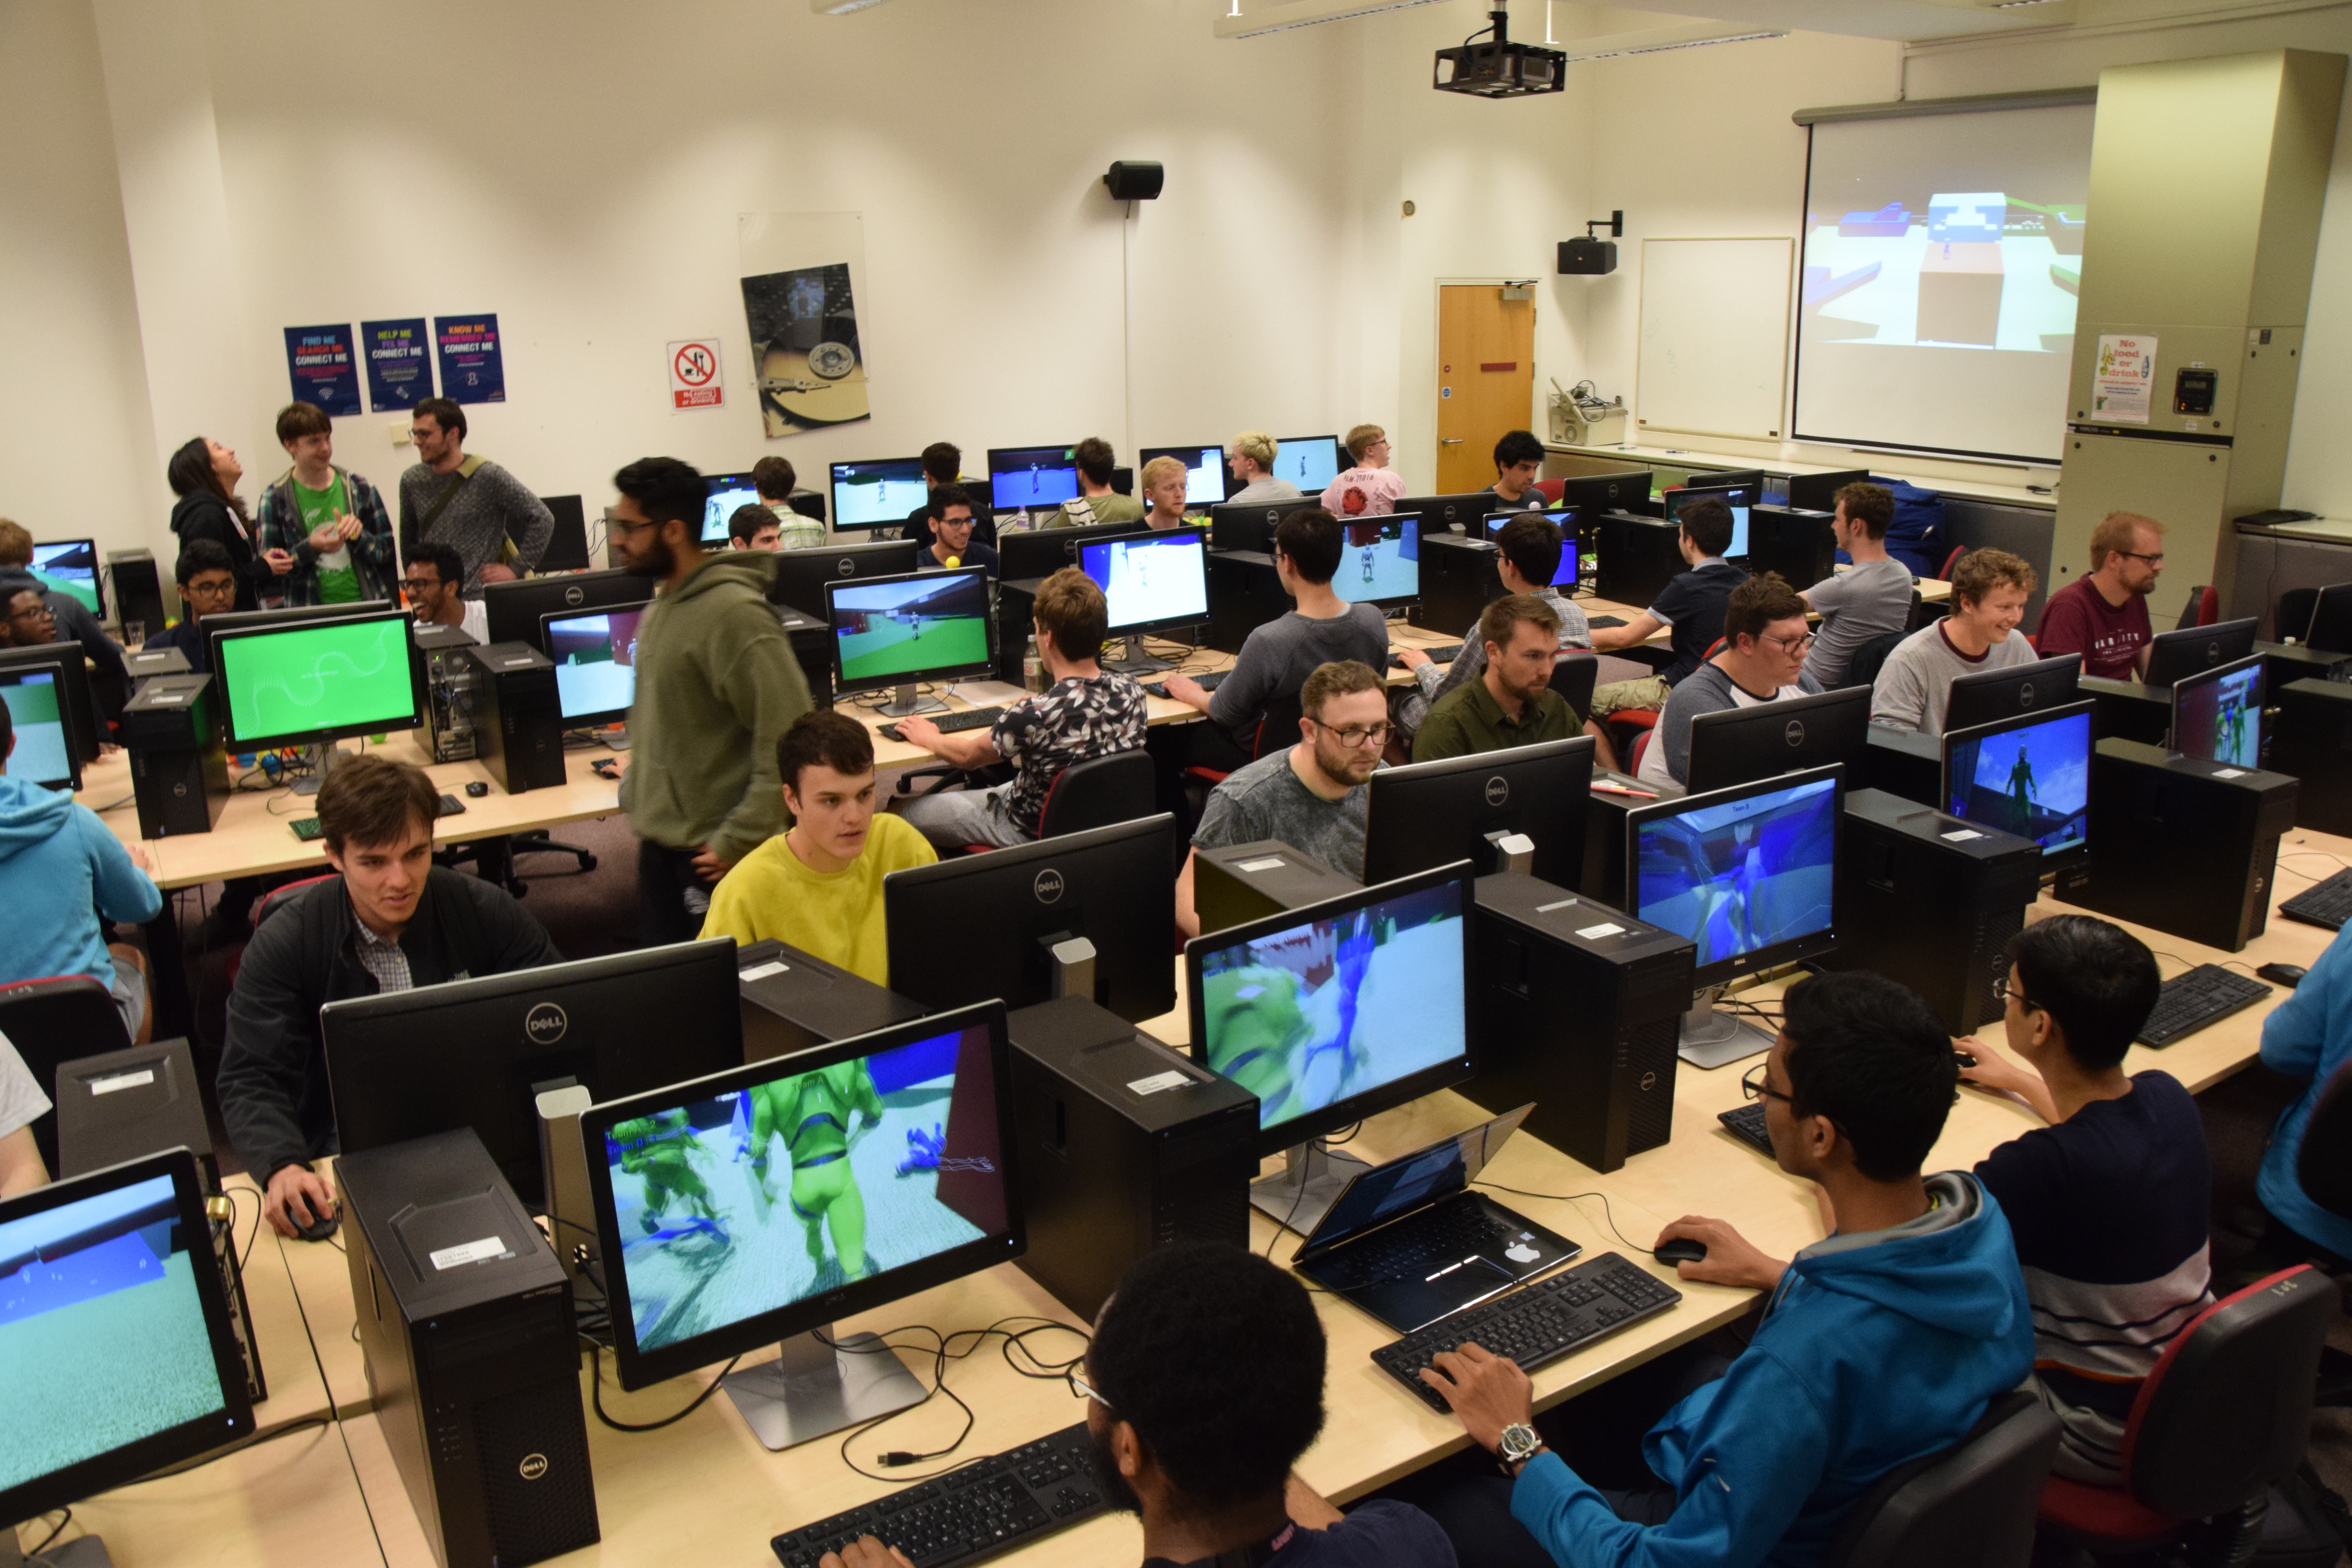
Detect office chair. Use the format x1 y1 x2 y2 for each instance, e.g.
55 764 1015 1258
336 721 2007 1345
0 975 130 1172
2292 1061 2352 1410
1825 1391 2059 1568
1601 641 1721 769
1182 691 1303 791
958 750 1156 854
224 872 341 992
1905 593 1949 633
2180 584 2219 629
1554 651 1600 724
1938 545 1966 581
1844 629 1908 692
437 831 600 898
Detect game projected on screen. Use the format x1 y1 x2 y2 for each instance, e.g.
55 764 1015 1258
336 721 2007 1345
1945 708 2090 857
547 606 646 721
1634 775 1837 971
0 1174 233 1493
29 541 100 617
833 459 928 529
1081 530 1208 633
1332 517 1418 605
0 672 70 787
989 447 1079 510
1274 436 1341 492
601 1025 1007 1354
215 614 416 746
830 571 991 686
702 476 761 543
1144 446 1226 505
2175 661 2262 769
1196 879 1466 1135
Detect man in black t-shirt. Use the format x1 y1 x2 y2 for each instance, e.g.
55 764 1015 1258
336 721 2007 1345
1583 497 1748 764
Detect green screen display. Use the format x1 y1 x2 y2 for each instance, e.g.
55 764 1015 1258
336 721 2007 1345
217 616 416 745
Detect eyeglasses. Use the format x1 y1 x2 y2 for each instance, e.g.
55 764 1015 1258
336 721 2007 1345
2115 550 2165 566
400 577 442 594
608 517 664 539
1740 1062 1795 1107
1067 1367 1107 1406
5 602 52 624
1760 630 1815 654
184 579 238 599
1308 718 1394 748
1996 979 2043 1014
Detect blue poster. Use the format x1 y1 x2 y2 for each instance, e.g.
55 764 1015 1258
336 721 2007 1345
433 313 506 405
361 318 434 412
281 323 361 417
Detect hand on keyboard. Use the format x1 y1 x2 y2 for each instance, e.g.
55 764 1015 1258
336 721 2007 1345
816 1540 904 1568
1416 1343 1535 1454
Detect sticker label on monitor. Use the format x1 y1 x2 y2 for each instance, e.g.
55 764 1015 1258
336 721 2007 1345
1576 921 1626 939
739 960 791 982
1236 857 1286 873
1941 829 1984 842
1127 1069 1192 1096
429 1235 513 1271
87 1068 155 1096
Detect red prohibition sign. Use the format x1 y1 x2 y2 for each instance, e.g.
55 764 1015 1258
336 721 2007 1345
673 344 717 386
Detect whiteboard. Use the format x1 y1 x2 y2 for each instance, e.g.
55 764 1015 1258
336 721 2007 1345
1635 237 1793 442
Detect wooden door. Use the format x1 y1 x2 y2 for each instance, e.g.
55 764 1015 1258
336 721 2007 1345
1436 285 1535 493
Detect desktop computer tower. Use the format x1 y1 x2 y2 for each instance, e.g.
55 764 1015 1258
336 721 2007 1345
122 673 228 838
465 642 566 794
2058 738 2299 952
1465 874 1694 1173
341 1128 599 1568
2269 676 2352 835
1205 551 1289 655
994 576 1042 687
1595 512 1683 608
737 937 925 1061
788 625 837 709
1194 840 1362 935
1410 534 1500 638
1746 505 1836 589
1826 790 2042 1036
1005 996 1258 1321
107 548 166 638
417 622 480 763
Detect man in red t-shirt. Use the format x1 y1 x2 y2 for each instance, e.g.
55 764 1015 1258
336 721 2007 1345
2035 511 2164 680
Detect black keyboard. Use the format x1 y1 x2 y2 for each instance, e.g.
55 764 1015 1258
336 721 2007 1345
1718 1102 1773 1155
879 706 1006 743
769 1423 1105 1568
292 793 463 842
1144 670 1226 698
1588 615 1628 629
1309 1202 1528 1290
1388 644 1463 670
1371 1252 1682 1412
2282 867 2352 931
2136 964 2273 1048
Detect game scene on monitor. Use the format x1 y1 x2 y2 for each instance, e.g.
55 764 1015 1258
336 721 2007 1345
0 672 70 786
28 542 99 617
834 460 928 528
1635 775 1837 970
991 449 1079 510
1272 438 1341 493
602 1026 1007 1354
217 616 414 743
1147 446 1225 505
2176 664 2261 768
1946 710 2091 855
1197 879 1465 1133
1332 518 1417 604
702 477 761 543
549 607 644 720
0 1174 232 1492
833 573 989 684
1083 532 1208 630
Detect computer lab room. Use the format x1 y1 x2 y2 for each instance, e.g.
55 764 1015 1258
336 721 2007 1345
10 0 2352 1563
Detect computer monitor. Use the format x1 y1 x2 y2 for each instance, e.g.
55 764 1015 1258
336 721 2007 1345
825 567 993 718
886 815 1178 1024
2172 653 2263 768
2305 582 2352 654
28 539 103 620
998 519 1152 583
0 645 100 767
1557 471 1653 518
1207 497 1323 555
579 1003 1018 1448
1273 435 1343 493
701 471 762 544
987 445 1080 511
1079 528 1209 674
196 597 399 643
542 602 649 728
1941 701 2094 874
1363 737 1594 889
1187 862 1475 1230
1942 653 2083 734
829 457 929 530
483 569 647 652
1138 444 1230 506
322 938 744 1206
769 539 920 618
1626 766 1843 1066
1784 469 1869 514
211 606 424 753
1683 687 1872 795
1662 482 1758 561
0 669 77 791
1392 493 1499 540
539 495 592 572
0 1148 257 1546
1485 510 1581 588
2142 616 2259 689
1332 516 1418 610
1690 467 1766 497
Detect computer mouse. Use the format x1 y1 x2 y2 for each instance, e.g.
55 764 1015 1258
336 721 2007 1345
296 1203 341 1243
464 781 489 798
2257 962 2308 988
1952 1050 1977 1070
1654 1238 1708 1267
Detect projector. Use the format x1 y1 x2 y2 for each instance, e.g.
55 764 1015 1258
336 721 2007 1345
1434 8 1566 98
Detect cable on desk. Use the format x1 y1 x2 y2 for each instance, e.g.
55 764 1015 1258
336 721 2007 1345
223 1186 262 1271
132 1414 336 1482
818 1315 1089 1483
584 1342 743 1434
1472 1181 1656 1259
26 1508 71 1557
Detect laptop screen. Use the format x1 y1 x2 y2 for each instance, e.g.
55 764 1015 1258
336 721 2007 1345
1301 1105 1530 1254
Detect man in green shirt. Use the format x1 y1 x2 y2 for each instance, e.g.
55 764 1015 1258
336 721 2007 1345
1048 437 1147 529
1413 594 1579 762
257 402 397 606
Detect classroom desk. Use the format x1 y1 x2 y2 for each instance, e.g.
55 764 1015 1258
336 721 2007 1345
226 1174 345 1434
1544 441 2060 512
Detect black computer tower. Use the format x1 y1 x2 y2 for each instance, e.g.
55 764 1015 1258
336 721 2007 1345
1595 512 1684 608
2058 738 2300 952
465 642 566 793
107 548 166 638
1005 996 1258 1321
341 1128 599 1568
1826 790 2042 1035
737 938 926 1062
1746 505 1835 589
2077 676 2171 747
417 622 480 763
995 576 1043 686
1205 551 1290 655
1410 534 1500 638
1194 840 1362 934
2270 677 2352 835
1465 874 1694 1173
122 673 229 838
122 646 191 683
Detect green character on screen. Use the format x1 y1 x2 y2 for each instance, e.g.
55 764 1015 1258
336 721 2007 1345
2005 743 2038 837
1202 964 1313 1123
612 1109 720 1237
745 1060 885 1281
2221 694 2248 765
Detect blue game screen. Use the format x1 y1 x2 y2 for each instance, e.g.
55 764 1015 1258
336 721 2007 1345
1633 774 1838 970
1332 517 1418 605
1945 708 2091 856
2175 663 2261 769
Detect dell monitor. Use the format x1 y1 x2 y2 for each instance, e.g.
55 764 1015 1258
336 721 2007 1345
1392 492 1499 541
211 606 424 756
1683 686 1871 795
579 1003 1018 1449
1138 444 1230 506
1079 527 1209 674
1207 496 1323 555
1188 862 1475 1231
987 445 1080 512
769 538 919 619
539 495 592 572
0 670 77 791
1690 467 1766 497
1784 469 1869 514
1626 766 1843 1067
1940 701 2094 880
1557 471 1653 518
0 1148 257 1554
825 567 993 718
0 645 99 768
1332 516 1419 611
2172 653 2263 768
886 815 1178 1024
998 518 1152 584
322 938 745 1207
1273 435 1343 493
28 539 103 620
701 471 762 544
1941 653 2083 735
543 602 649 728
828 457 928 531
483 569 647 652
1363 737 1595 889
2142 616 2259 689
1485 511 1582 588
1663 482 1758 561
2305 582 2352 654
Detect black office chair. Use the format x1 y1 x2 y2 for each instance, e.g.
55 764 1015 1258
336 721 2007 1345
1554 651 1600 724
1905 590 1948 633
1826 1391 2060 1568
1033 750 1155 839
1844 629 1908 691
437 831 599 898
0 976 131 1174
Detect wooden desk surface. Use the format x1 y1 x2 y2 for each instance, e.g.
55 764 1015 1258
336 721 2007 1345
227 1175 346 1434
51 1420 385 1568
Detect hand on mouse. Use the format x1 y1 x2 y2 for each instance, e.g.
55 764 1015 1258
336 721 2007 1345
1955 1036 2058 1125
1655 1216 1786 1290
263 1163 338 1239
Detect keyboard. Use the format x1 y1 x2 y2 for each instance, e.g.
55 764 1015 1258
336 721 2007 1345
2282 867 2352 931
879 706 1006 743
1370 1252 1682 1412
1388 644 1463 670
292 793 464 842
1718 1102 1773 1156
2136 964 2273 1048
1144 670 1227 699
768 1422 1104 1568
1588 615 1628 629
1308 1200 1530 1290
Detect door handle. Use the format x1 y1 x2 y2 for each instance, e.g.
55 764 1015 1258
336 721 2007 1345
1440 438 1464 445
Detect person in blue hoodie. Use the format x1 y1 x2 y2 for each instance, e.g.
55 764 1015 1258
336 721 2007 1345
2250 922 2352 1269
1413 970 2034 1568
0 693 163 1044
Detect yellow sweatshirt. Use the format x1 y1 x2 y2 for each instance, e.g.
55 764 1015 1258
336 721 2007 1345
698 814 937 987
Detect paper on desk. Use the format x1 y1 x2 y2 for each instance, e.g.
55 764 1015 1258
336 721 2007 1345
946 680 1033 705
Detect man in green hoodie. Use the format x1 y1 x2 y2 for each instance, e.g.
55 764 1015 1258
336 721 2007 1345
610 457 811 943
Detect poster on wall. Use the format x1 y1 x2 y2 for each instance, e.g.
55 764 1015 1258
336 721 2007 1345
282 324 362 417
739 212 870 438
668 338 726 411
2092 333 2156 425
361 318 435 412
433 314 506 405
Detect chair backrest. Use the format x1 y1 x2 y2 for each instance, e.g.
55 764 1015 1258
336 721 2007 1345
2296 1060 2352 1221
2125 1265 2336 1520
1846 628 1908 691
1828 1391 2062 1568
1553 651 1600 722
1939 544 1965 581
0 975 131 1173
1035 750 1156 839
1630 728 1654 775
252 872 339 933
1906 594 1949 633
2194 585 2219 628
1253 692 1305 762
1534 477 1565 505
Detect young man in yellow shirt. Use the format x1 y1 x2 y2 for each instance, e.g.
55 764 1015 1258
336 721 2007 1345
700 710 936 985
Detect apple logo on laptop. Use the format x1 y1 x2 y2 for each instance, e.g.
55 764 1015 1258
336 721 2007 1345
1505 1242 1541 1264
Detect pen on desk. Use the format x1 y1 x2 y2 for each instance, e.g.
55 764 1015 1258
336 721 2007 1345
1591 782 1659 798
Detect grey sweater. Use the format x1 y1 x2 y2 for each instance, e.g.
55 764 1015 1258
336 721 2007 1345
1870 622 2039 736
398 456 555 594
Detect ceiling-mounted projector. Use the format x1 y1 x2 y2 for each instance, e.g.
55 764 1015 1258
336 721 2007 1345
1434 9 1565 98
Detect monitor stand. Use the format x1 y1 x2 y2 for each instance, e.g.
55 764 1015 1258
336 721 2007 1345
603 722 632 752
722 1326 928 1452
2 1528 112 1565
290 741 341 796
1102 634 1177 676
875 681 947 719
1249 1139 1374 1236
1676 985 1776 1070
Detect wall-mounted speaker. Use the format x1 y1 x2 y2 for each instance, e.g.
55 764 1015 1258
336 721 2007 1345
1558 237 1617 276
1103 161 1165 201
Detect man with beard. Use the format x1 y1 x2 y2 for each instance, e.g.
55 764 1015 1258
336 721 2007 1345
608 456 811 943
1412 595 1580 762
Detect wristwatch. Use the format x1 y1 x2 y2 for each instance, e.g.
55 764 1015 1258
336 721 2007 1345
1496 1423 1546 1475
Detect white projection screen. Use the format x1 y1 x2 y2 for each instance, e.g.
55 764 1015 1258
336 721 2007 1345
1791 103 2094 465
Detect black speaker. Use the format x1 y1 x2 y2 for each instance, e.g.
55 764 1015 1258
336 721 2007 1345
1103 161 1165 201
1558 237 1617 275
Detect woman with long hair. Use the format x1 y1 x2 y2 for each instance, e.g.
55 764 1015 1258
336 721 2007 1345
167 436 288 612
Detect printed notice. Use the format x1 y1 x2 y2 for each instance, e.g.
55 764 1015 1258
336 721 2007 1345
668 338 725 410
433 314 506 405
2093 334 2156 425
362 318 434 412
283 324 362 417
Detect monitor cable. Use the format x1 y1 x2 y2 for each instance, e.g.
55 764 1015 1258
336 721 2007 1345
1471 1181 1658 1259
818 1316 1089 1483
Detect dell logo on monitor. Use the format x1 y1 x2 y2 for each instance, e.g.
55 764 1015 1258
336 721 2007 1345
1784 719 1806 748
1485 776 1510 807
524 1003 568 1044
2206 641 2222 662
518 1453 550 1481
563 585 584 606
1034 869 1065 904
2019 681 2037 707
836 558 857 577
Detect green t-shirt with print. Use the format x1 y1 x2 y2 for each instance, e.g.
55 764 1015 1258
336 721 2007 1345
293 473 361 603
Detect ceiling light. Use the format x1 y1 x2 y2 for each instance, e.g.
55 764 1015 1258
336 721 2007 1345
811 0 888 13
1214 0 1449 40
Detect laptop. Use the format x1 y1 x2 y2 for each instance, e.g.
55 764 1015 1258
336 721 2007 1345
1290 1105 1581 1333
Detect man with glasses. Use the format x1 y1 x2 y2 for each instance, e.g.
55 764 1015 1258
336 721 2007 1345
139 540 240 673
2035 511 2165 680
1638 574 1822 789
396 396 554 595
1178 660 1387 938
0 586 55 651
1414 595 1579 763
1869 547 2039 736
400 542 487 644
1322 424 1407 518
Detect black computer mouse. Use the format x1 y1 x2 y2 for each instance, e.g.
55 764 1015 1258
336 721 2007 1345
2257 962 2308 988
1655 1238 1708 1267
465 781 490 798
296 1203 341 1243
1952 1050 1977 1070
